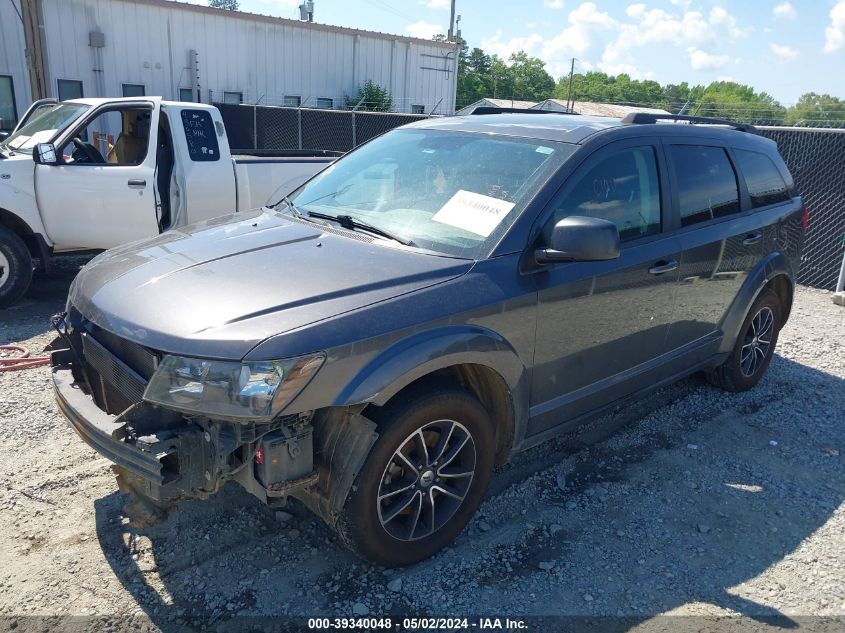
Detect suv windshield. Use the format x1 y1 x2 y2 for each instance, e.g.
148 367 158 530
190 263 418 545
0 103 89 154
283 128 572 258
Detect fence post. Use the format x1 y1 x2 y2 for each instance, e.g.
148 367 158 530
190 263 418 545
297 108 303 150
834 243 845 306
252 104 258 150
352 111 357 148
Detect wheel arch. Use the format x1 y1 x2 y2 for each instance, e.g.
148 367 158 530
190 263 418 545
0 207 51 264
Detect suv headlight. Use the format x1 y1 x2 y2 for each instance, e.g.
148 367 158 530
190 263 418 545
143 353 325 420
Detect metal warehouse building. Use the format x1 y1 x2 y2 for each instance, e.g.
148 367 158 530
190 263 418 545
0 0 459 131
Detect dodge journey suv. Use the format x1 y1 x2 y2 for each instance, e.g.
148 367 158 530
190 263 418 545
51 112 805 566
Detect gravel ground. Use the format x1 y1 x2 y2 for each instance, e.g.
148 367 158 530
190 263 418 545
0 258 843 631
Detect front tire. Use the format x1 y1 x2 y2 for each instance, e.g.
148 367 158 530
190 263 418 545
0 226 33 309
337 389 495 567
708 288 782 392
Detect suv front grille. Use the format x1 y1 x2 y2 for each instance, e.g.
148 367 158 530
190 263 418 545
82 333 148 408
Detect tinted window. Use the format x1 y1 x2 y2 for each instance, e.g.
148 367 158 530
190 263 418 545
671 145 740 227
180 109 220 162
735 149 790 208
57 79 83 101
548 147 661 242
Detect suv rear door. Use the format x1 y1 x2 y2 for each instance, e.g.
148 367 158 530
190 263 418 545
528 138 682 437
662 140 782 359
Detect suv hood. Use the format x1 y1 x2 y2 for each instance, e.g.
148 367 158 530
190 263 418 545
70 209 473 359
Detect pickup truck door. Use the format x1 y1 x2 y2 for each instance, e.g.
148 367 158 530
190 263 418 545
34 101 160 250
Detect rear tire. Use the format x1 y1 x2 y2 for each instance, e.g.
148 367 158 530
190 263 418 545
707 288 781 392
336 388 495 567
0 226 33 309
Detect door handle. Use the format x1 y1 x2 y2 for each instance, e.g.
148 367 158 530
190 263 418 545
648 259 679 275
128 179 146 188
743 233 763 246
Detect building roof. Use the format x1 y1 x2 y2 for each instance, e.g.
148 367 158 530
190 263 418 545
533 99 671 118
408 113 624 144
141 0 458 49
455 98 539 115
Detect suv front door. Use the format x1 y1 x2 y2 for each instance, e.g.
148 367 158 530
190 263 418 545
528 139 682 437
34 102 160 250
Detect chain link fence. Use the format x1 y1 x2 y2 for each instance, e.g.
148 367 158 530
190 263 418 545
759 127 845 290
215 103 428 153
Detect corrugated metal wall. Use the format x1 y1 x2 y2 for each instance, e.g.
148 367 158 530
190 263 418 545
0 0 31 129
27 0 457 114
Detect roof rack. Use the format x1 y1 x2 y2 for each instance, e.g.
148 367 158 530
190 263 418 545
469 107 578 116
621 112 758 134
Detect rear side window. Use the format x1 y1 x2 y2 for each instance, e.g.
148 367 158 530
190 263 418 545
180 109 220 162
671 145 740 227
548 146 661 242
735 149 791 208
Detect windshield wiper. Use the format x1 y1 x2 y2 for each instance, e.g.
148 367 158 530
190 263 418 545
307 211 416 246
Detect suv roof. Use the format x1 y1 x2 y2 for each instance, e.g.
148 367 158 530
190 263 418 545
411 112 776 150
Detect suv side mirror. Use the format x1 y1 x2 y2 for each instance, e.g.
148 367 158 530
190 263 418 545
33 143 58 165
535 216 621 264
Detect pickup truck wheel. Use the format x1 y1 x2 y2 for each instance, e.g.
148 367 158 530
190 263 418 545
707 288 782 392
337 389 495 567
0 227 33 309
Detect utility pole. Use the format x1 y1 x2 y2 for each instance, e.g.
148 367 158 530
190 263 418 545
448 0 456 41
566 58 576 113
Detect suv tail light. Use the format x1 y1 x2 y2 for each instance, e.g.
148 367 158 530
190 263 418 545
801 207 810 233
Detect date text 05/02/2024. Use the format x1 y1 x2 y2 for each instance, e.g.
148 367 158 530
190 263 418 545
307 617 529 630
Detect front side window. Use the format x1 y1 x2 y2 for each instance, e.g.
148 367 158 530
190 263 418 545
0 76 17 131
671 145 740 227
60 106 152 165
223 91 243 105
122 83 145 97
0 102 90 154
284 129 573 258
57 79 83 101
735 149 791 208
546 147 661 242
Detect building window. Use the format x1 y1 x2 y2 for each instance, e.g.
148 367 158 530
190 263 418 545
179 88 195 103
284 95 301 107
122 83 145 97
0 76 17 131
57 79 83 102
223 91 243 105
316 97 333 109
411 104 425 114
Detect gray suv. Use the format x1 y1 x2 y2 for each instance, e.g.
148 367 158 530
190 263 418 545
51 112 805 566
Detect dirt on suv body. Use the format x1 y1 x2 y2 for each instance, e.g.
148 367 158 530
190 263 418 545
51 112 805 566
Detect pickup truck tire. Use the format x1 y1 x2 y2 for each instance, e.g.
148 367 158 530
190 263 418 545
0 226 33 309
336 388 495 567
707 288 782 392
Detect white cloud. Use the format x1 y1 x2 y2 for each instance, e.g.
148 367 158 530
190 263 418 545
709 6 752 39
824 1 845 53
770 43 799 61
773 2 797 21
419 0 449 9
544 0 565 8
405 20 443 39
686 47 730 70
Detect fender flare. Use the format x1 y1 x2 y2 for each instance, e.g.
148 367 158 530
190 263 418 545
333 325 526 408
717 251 794 355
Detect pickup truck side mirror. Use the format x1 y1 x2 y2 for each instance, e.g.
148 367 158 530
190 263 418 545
535 216 621 264
33 143 59 166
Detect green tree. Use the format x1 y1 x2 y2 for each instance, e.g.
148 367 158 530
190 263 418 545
345 79 393 112
208 0 239 9
690 81 785 124
785 93 845 127
506 51 555 101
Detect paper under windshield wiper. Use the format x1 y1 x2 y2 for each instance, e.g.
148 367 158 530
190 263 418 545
307 211 415 246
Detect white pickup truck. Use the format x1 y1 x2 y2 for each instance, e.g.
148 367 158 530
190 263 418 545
0 97 336 307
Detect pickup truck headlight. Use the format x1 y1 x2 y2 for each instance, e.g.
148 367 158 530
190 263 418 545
143 353 325 420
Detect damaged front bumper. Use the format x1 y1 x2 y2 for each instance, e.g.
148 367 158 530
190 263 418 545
51 347 318 510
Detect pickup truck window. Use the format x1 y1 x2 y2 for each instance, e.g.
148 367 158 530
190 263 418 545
287 128 573 259
181 109 221 162
0 103 89 154
60 106 152 166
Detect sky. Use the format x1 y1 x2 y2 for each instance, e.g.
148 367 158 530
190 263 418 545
183 0 845 105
